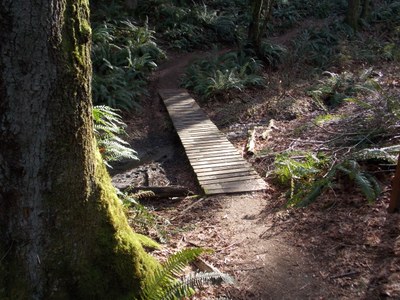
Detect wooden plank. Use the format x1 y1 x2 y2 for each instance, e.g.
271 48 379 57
203 179 266 190
159 88 266 195
205 185 265 195
185 144 235 151
194 165 252 174
195 167 252 175
188 154 241 162
192 161 250 171
186 152 238 160
180 134 226 141
197 170 258 180
204 182 266 192
190 159 245 167
181 140 231 146
200 175 262 184
185 146 238 153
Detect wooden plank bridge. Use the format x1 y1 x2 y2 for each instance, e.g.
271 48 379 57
159 89 267 195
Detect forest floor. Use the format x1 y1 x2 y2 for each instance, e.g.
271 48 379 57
112 49 400 299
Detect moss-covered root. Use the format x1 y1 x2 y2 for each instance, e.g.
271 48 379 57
73 152 160 299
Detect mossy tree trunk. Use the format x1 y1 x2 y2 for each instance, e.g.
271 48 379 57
248 0 275 58
0 1 157 299
346 0 361 31
360 0 371 19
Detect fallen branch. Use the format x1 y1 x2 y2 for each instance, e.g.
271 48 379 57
124 186 194 198
193 257 221 273
330 270 360 280
171 197 206 220
245 128 257 155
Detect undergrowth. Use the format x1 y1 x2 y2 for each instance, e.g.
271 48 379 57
272 70 400 207
136 1 246 50
140 248 234 300
181 50 265 100
92 19 165 110
118 190 235 299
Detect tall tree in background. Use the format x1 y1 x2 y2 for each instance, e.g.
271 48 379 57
248 0 275 55
0 0 157 298
346 0 371 31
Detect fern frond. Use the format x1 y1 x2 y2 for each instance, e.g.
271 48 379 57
336 160 381 203
93 105 138 165
352 146 399 164
141 248 207 300
162 271 235 300
129 190 156 200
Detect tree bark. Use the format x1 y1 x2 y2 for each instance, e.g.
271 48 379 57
0 1 158 299
249 0 264 50
360 0 370 19
388 154 400 213
248 0 275 58
346 0 361 31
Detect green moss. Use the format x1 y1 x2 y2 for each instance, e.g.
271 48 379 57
62 0 92 71
85 150 160 298
133 233 161 250
314 113 344 125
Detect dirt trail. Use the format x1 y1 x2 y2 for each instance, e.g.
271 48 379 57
134 52 334 299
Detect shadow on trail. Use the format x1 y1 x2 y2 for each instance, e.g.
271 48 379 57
254 189 400 299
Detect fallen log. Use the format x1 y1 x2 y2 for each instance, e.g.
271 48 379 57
123 186 194 198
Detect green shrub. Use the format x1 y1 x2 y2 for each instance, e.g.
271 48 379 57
259 40 287 68
307 71 357 110
92 20 165 110
273 150 388 207
181 50 264 99
137 1 241 50
290 21 353 70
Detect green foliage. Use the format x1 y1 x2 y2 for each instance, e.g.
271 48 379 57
274 150 386 207
181 50 264 99
93 105 138 166
314 113 344 124
117 190 171 243
269 0 347 33
274 151 329 201
259 40 287 68
137 1 243 50
92 19 165 110
161 271 234 300
307 71 357 110
278 69 400 207
140 248 234 300
371 0 400 25
295 159 382 207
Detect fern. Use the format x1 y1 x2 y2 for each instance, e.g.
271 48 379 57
93 105 138 166
129 190 156 200
259 40 287 68
140 248 204 300
336 160 381 203
351 146 400 165
294 159 382 207
141 248 234 300
182 50 264 99
92 19 165 110
161 272 235 300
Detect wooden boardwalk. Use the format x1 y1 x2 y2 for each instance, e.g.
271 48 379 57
159 89 267 195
